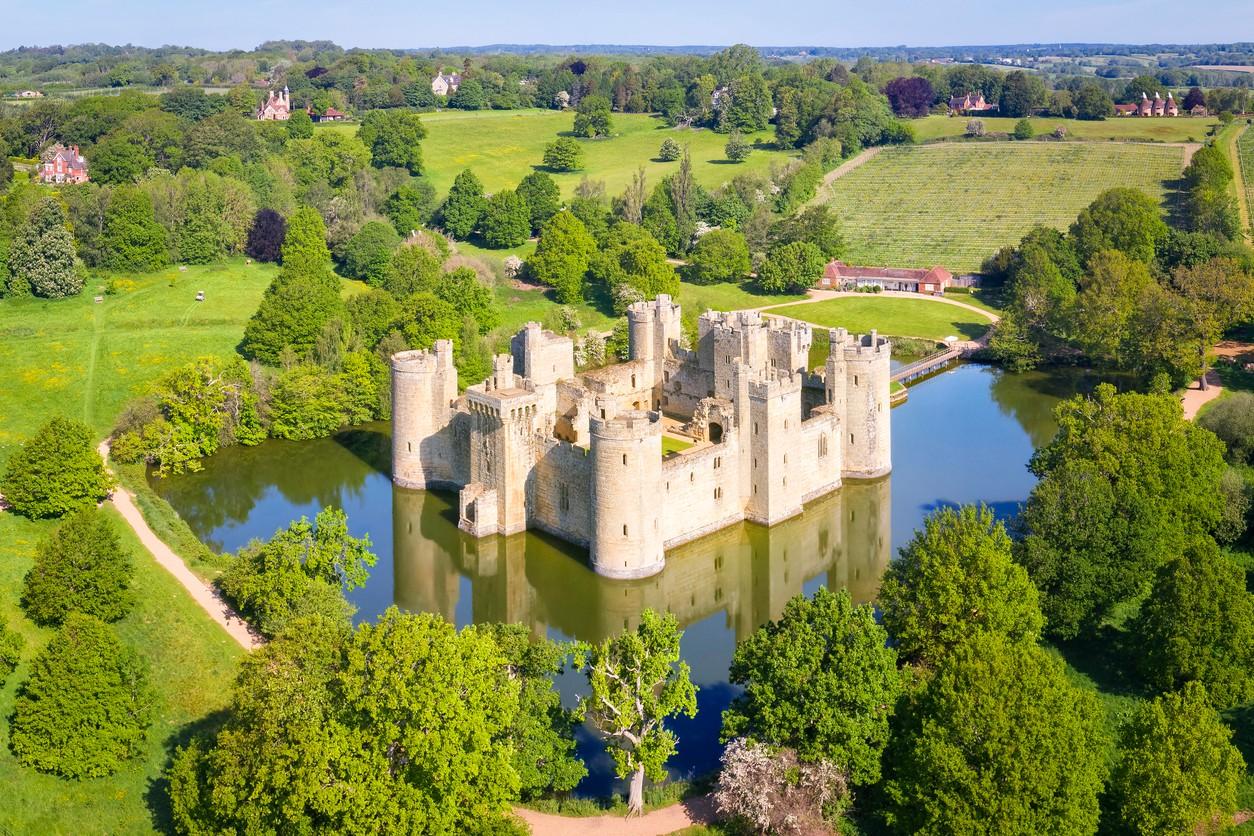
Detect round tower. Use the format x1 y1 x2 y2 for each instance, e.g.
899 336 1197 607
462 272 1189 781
841 331 892 479
589 410 665 579
626 301 656 364
392 342 457 489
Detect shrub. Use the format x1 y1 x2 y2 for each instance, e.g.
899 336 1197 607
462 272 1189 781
1013 119 1035 140
11 613 153 778
23 509 134 625
245 208 286 263
1 416 113 518
658 138 681 161
1199 392 1254 464
0 613 22 688
543 137 584 172
714 739 849 833
724 131 751 162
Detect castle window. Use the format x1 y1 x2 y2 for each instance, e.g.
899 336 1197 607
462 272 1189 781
690 472 695 483
784 419 789 429
819 435 828 457
753 422 759 435
783 454 788 465
600 408 606 419
850 433 855 445
854 375 859 386
559 484 570 512
623 524 628 537
631 374 637 388
622 453 628 466
714 457 721 469
407 442 412 453
714 487 723 500
664 371 670 382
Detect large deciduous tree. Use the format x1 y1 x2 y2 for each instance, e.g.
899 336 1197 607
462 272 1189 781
101 185 168 272
880 633 1105 834
337 220 401 285
578 609 697 817
0 613 22 688
879 505 1043 666
516 171 561 234
884 76 935 118
1109 681 1245 835
688 228 751 284
573 94 613 138
542 137 585 172
23 509 134 626
758 240 825 293
1168 257 1254 390
441 168 487 239
588 223 679 312
11 613 153 778
480 188 532 248
7 197 81 298
1016 384 1228 638
529 210 597 303
723 587 900 786
1069 187 1167 266
358 108 428 174
1 416 113 519
244 207 286 263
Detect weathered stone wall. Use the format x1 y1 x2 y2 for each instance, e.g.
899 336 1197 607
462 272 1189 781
842 332 892 478
391 342 458 488
659 436 744 549
590 411 665 578
529 439 593 547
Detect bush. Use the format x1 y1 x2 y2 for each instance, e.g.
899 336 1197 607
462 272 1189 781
658 138 681 161
724 131 751 162
1 416 113 518
23 509 134 625
714 739 849 833
11 613 153 778
1013 119 1035 140
543 137 584 172
1199 392 1254 464
0 613 22 688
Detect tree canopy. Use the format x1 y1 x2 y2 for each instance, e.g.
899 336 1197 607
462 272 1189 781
6 197 81 298
442 168 487 239
530 210 597 304
1 416 113 519
23 508 134 625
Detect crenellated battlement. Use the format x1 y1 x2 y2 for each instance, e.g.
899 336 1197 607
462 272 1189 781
843 329 892 358
391 341 455 374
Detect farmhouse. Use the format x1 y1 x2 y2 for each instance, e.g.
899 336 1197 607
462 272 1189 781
949 92 995 114
306 105 346 122
38 143 89 184
255 87 291 121
432 72 462 96
392 295 892 580
819 261 954 295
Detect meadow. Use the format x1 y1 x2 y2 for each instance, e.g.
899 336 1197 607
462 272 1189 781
0 260 274 470
821 142 1187 273
909 113 1219 143
768 296 993 342
321 109 794 198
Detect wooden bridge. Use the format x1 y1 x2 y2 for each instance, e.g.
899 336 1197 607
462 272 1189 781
891 344 968 384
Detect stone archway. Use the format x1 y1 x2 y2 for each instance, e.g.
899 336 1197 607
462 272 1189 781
708 422 724 443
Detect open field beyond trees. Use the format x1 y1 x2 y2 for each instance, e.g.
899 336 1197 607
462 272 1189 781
909 113 1220 143
768 295 993 341
0 260 274 469
822 142 1187 273
0 508 243 835
322 109 794 198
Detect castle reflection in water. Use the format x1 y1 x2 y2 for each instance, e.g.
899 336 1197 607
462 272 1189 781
392 476 891 644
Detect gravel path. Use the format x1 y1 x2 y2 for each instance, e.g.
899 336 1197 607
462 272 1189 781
515 796 716 836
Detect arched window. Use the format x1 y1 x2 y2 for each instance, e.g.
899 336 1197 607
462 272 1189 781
622 453 628 465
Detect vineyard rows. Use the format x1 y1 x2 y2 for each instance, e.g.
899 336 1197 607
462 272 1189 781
1238 125 1254 238
822 142 1186 273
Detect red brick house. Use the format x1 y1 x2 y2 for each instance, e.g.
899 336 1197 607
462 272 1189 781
255 87 291 121
819 261 954 295
948 92 995 115
39 143 89 184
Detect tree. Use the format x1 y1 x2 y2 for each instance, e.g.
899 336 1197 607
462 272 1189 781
442 168 487 239
358 108 428 175
1016 385 1228 638
543 137 585 172
11 613 153 778
529 210 598 303
89 130 152 184
267 364 352 441
286 107 314 139
770 205 846 259
7 197 81 299
346 289 402 348
588 223 679 312
724 131 751 162
998 71 1046 118
1071 250 1155 366
101 185 167 271
169 609 522 834
484 624 586 799
384 239 446 299
449 78 488 110
579 609 697 817
880 633 1105 835
657 138 681 161
240 267 344 365
714 739 850 834
277 206 331 272
436 266 501 334
758 240 825 293
382 181 437 236
23 509 134 626
885 76 935 118
1069 187 1167 265
245 207 286 263
1132 541 1254 708
1012 118 1035 140
337 220 401 285
0 613 22 688
1198 392 1254 465
880 505 1043 667
573 94 613 137
1 416 113 519
516 171 560 234
721 74 773 133
965 118 986 138
688 228 751 284
1110 682 1244 835
480 188 532 248
1170 258 1254 390
402 292 463 349
1183 86 1207 111
723 587 899 787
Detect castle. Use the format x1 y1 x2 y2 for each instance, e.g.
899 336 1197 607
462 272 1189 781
391 295 892 579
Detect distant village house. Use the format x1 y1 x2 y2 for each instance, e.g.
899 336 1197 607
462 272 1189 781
39 143 89 184
1117 91 1180 117
819 261 957 296
431 72 462 96
305 105 346 122
255 87 291 121
948 92 995 115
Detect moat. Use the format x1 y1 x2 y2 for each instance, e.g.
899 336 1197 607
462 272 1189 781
151 362 1110 793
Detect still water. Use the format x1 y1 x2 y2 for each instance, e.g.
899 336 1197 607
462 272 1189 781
151 363 1109 792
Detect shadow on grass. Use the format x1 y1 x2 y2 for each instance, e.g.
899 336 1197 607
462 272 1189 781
1049 625 1147 702
145 708 231 834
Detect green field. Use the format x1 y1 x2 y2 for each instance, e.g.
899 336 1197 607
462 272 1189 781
768 297 994 342
822 142 1186 273
322 109 795 199
0 508 243 834
0 260 274 469
910 114 1218 144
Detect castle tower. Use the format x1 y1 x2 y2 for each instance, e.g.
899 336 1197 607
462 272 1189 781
392 342 458 489
589 410 665 578
841 331 892 478
627 295 681 387
462 354 541 536
744 372 805 525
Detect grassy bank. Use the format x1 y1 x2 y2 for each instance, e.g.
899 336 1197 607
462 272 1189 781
0 508 243 835
820 142 1185 272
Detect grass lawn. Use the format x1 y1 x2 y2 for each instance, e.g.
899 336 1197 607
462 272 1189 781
661 435 694 456
909 114 1219 144
0 507 243 835
673 280 806 315
821 142 1186 273
493 284 617 336
768 297 992 342
944 287 1006 316
0 259 276 470
325 109 796 199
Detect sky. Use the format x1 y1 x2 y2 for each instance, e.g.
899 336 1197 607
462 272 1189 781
2 0 1252 52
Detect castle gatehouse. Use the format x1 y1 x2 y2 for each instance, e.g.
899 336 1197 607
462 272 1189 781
391 295 892 579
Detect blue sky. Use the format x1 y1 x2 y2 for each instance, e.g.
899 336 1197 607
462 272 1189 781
2 0 1251 51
